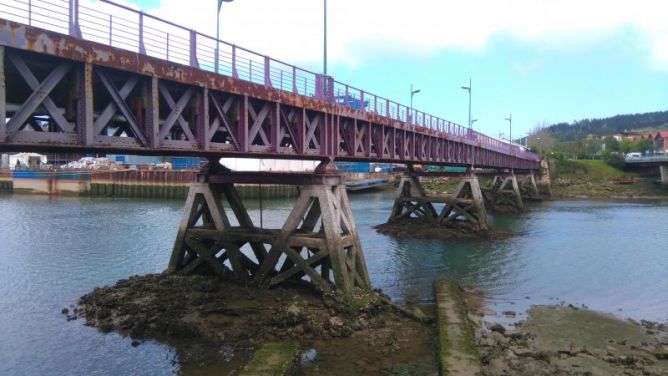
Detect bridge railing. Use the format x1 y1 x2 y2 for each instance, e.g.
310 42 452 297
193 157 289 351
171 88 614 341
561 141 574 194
625 155 668 163
0 0 539 162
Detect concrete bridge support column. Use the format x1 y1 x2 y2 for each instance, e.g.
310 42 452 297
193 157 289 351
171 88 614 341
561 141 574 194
518 174 539 199
660 165 668 185
168 163 371 296
388 174 488 232
389 175 438 223
490 175 524 212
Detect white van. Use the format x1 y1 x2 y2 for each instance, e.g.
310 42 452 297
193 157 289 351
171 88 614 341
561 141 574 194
625 152 641 159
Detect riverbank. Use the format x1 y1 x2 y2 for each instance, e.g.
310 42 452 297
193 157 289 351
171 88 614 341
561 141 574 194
468 300 668 375
72 274 438 375
72 273 668 375
550 159 668 199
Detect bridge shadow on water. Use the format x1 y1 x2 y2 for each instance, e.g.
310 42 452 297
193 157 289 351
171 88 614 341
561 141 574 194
346 190 533 306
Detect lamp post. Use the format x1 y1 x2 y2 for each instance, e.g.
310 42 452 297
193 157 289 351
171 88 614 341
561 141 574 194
215 0 234 74
461 78 472 128
410 84 421 124
505 113 512 144
323 0 327 75
461 79 474 168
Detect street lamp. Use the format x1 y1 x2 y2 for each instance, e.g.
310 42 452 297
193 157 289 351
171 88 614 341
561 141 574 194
461 78 472 128
410 84 421 124
215 0 234 74
323 0 327 75
505 113 512 144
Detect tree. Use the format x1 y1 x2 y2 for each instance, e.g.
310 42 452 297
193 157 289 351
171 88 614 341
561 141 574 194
620 138 634 154
527 122 557 156
603 136 620 152
633 138 654 154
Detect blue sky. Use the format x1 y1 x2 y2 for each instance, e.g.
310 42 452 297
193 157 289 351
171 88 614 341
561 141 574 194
122 0 667 140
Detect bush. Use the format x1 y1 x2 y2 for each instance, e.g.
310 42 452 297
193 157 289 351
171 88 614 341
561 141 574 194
604 152 625 169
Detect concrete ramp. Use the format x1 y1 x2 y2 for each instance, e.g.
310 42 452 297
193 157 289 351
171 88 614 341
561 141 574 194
434 280 482 375
240 342 300 376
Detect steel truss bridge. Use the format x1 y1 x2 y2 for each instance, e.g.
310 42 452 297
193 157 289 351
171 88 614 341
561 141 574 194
0 0 539 170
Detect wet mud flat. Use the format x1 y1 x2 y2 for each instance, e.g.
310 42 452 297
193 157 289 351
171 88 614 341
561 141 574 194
72 274 438 375
375 220 514 241
466 300 668 375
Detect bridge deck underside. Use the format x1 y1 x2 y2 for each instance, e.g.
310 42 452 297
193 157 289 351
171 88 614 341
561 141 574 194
0 20 539 170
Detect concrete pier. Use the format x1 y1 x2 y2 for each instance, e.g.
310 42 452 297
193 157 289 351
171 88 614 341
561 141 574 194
488 175 524 212
168 163 371 296
518 174 539 199
389 173 488 232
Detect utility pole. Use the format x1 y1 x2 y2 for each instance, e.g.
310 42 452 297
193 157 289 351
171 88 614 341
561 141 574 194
505 114 512 144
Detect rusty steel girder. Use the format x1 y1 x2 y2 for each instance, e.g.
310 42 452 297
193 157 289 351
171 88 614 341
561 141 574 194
0 19 539 170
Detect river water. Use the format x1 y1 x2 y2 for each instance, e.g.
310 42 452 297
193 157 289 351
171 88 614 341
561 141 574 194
0 192 667 375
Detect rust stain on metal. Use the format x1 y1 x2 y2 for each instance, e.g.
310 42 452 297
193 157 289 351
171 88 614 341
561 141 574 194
0 21 393 127
0 19 538 167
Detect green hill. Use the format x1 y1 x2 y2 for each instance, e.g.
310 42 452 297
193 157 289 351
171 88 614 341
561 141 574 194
544 111 668 142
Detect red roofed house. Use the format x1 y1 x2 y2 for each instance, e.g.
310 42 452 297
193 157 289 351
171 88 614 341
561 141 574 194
655 132 668 155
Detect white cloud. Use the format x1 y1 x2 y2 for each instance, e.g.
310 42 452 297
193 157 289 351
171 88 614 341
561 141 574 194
82 0 668 70
512 58 543 74
152 0 668 69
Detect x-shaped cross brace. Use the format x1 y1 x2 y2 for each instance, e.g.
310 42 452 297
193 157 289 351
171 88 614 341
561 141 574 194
6 58 72 137
158 84 195 142
209 94 240 149
304 113 321 150
7 54 73 135
94 70 147 145
248 101 271 146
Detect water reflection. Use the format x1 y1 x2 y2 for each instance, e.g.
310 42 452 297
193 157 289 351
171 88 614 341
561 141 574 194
0 193 666 375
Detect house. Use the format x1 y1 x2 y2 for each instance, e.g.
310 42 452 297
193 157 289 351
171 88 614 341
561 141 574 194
632 133 656 141
655 132 668 155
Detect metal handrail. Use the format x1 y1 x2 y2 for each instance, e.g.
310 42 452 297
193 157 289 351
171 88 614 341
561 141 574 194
625 155 668 162
0 0 539 162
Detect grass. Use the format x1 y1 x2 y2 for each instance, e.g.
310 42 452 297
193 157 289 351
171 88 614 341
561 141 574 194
554 159 634 182
550 159 667 198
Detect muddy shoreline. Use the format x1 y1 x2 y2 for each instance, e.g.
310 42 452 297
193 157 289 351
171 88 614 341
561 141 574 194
463 294 668 375
70 273 668 375
375 221 514 241
71 274 438 375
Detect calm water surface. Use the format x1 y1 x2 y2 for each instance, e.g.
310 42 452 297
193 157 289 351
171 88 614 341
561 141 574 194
1 192 667 375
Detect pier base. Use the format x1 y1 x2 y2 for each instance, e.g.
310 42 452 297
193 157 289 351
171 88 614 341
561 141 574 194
661 165 668 185
388 175 488 231
489 175 524 212
168 164 371 296
518 174 539 199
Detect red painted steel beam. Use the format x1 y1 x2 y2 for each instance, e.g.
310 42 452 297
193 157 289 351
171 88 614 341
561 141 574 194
205 171 342 186
0 19 540 170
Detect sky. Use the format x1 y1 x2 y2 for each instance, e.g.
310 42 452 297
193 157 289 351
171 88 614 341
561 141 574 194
100 0 667 140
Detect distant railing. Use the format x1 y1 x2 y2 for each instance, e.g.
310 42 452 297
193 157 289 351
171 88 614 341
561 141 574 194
0 0 539 162
625 154 668 163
